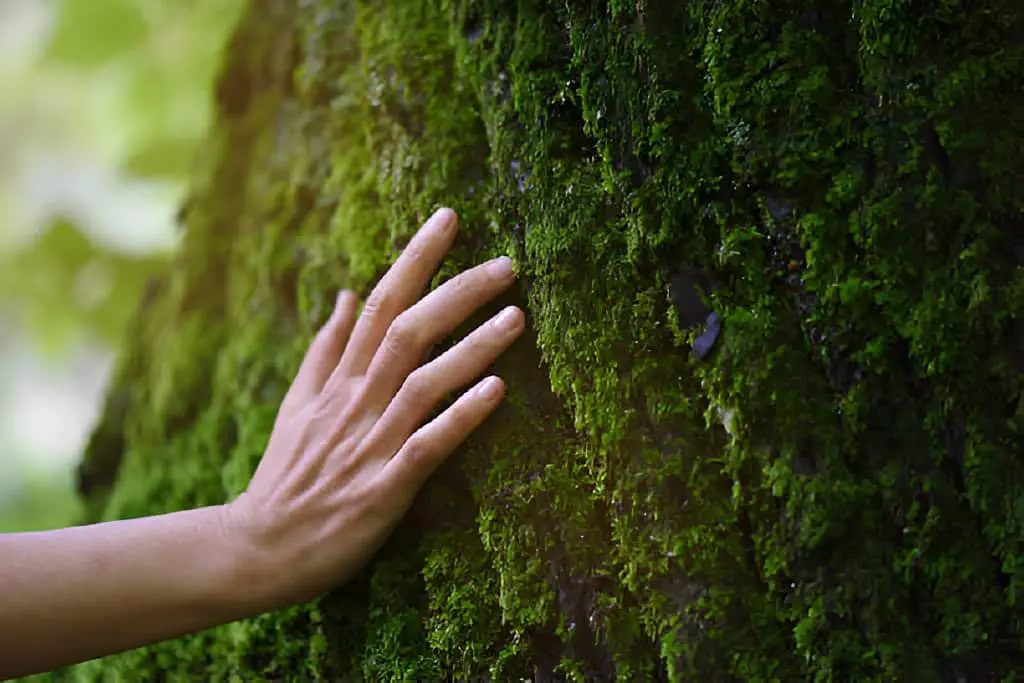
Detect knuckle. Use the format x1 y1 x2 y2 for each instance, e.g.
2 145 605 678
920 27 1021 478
460 330 490 358
383 315 419 357
448 271 473 298
312 324 337 348
403 242 428 266
400 370 436 412
401 434 432 468
450 399 478 427
362 288 393 318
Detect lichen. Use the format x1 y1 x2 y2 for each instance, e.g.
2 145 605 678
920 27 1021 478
51 0 1024 680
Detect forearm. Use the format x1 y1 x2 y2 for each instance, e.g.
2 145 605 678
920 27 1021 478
0 505 253 680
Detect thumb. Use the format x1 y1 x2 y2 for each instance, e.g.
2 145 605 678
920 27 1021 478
287 290 359 404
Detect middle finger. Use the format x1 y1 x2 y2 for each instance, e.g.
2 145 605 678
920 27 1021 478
360 255 517 411
354 304 525 462
332 208 458 380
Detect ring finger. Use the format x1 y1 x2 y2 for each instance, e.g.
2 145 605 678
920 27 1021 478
330 208 458 381
359 255 516 412
356 304 525 460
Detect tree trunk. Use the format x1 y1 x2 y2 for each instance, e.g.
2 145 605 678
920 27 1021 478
72 0 1024 680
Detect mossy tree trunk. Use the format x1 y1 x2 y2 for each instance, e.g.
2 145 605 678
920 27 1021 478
71 0 1024 680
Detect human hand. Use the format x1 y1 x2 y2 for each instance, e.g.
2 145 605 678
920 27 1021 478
221 208 523 611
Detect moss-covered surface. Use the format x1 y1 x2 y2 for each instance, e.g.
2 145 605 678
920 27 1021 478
52 0 1024 680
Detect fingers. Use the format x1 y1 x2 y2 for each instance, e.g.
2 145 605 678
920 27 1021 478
360 255 516 409
284 290 359 406
359 305 525 457
382 375 506 489
333 208 459 379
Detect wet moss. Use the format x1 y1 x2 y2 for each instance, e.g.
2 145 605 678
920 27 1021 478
60 0 1024 680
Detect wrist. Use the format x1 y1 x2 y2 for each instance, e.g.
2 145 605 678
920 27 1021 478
203 502 279 621
211 497 316 617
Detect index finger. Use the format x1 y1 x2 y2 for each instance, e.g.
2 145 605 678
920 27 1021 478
334 208 458 378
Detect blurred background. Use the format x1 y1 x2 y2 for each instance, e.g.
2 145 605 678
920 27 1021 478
0 0 243 531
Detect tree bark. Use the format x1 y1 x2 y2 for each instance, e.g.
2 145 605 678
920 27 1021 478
73 0 1024 680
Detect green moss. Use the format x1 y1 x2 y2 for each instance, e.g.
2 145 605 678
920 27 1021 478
55 0 1024 680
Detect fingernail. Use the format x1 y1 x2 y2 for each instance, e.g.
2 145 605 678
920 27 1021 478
331 290 350 316
432 207 458 233
494 306 521 331
489 256 514 279
480 376 504 400
336 289 350 303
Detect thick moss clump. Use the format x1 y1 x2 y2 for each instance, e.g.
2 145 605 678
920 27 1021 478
59 0 1023 680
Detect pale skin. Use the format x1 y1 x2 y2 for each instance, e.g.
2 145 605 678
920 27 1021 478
0 208 525 680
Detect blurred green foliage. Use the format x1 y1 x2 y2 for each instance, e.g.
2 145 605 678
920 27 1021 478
0 471 82 533
42 0 246 181
0 222 167 357
0 0 243 532
0 0 244 354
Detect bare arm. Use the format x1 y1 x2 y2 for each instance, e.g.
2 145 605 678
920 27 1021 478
0 208 524 680
0 507 249 678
